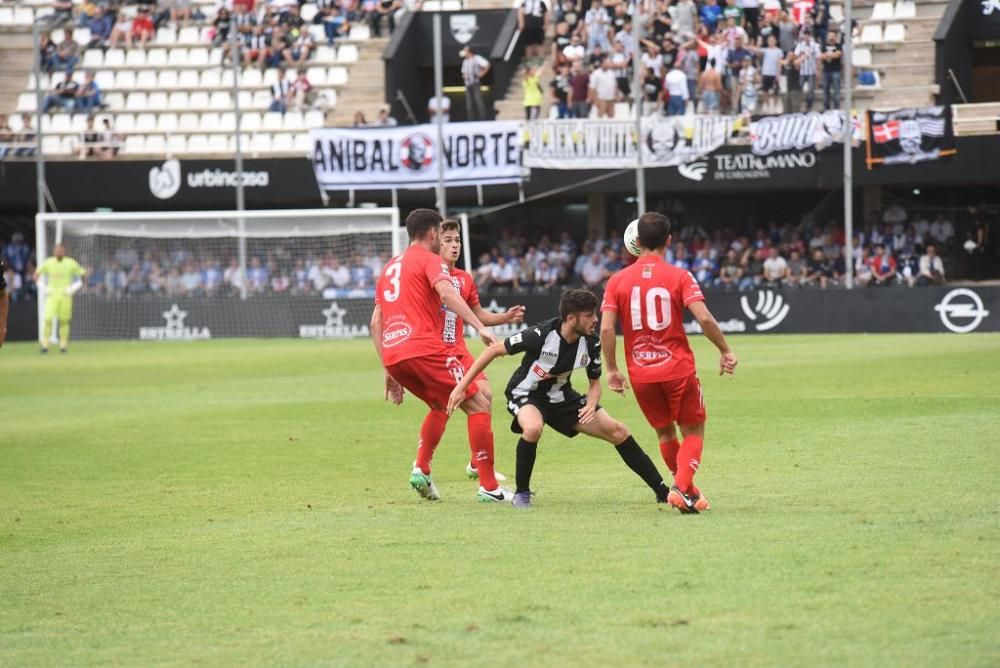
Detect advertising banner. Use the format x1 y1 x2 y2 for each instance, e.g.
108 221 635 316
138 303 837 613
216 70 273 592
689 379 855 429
522 116 737 169
310 121 522 190
749 110 863 156
8 287 997 342
866 106 957 168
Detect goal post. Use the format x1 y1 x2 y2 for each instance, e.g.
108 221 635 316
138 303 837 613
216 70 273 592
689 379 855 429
35 208 402 342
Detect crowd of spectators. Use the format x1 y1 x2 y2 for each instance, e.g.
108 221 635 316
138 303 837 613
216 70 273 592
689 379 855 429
473 205 972 293
518 0 855 120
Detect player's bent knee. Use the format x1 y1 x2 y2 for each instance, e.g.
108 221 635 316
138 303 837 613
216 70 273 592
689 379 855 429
679 422 705 438
610 421 629 444
521 423 544 442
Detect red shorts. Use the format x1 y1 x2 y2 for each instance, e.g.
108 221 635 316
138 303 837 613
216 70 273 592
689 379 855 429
386 353 481 411
456 349 487 383
631 374 706 429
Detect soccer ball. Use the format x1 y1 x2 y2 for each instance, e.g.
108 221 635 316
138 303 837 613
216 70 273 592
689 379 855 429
624 219 642 257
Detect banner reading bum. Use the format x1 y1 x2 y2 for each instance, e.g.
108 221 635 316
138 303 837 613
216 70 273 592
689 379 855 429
310 121 522 190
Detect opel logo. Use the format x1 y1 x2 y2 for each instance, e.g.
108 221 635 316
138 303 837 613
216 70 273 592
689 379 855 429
934 288 989 333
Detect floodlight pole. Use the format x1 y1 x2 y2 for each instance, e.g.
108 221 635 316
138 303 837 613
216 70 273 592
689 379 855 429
843 0 854 288
230 25 248 299
32 21 46 219
631 1 646 216
433 13 447 218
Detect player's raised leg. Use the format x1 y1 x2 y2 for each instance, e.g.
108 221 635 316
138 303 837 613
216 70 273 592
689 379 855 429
510 402 545 508
574 409 670 503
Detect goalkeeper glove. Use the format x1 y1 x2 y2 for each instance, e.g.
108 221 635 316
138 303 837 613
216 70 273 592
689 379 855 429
0 259 6 291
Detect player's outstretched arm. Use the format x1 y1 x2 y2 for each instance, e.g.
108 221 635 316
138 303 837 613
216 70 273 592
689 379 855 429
435 280 497 346
446 340 507 415
370 304 404 404
599 309 628 393
688 301 738 375
473 303 525 327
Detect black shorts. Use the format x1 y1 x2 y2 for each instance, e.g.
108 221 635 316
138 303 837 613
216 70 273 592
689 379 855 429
506 392 601 439
522 26 545 46
762 75 778 93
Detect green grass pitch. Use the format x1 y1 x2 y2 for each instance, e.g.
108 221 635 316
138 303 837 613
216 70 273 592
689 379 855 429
3 334 999 666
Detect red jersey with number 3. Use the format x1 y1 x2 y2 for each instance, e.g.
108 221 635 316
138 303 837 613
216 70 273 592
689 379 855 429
442 267 479 355
601 255 704 382
375 244 454 366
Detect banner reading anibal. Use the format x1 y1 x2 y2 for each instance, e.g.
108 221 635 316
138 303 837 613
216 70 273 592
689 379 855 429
310 121 522 190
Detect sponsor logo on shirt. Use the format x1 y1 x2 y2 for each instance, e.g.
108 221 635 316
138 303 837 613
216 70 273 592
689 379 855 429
383 321 413 347
531 363 553 379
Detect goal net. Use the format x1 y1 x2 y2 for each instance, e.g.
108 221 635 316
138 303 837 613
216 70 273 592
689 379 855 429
35 208 401 341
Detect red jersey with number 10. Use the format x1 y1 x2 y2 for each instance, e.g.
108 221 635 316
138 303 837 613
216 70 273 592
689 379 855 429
601 254 704 383
375 244 454 366
442 267 480 355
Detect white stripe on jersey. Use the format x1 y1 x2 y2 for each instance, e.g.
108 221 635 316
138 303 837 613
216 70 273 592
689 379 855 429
512 330 562 399
545 337 586 403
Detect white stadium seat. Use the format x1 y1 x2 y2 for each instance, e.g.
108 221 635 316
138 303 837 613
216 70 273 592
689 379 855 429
178 70 200 89
114 70 136 90
894 1 915 19
328 67 348 85
283 111 304 130
198 27 214 44
159 70 180 89
308 25 325 44
829 4 844 23
306 66 327 86
41 136 65 156
221 70 235 88
441 0 461 10
241 112 262 130
883 23 906 42
218 112 237 131
209 48 224 65
104 92 125 109
14 7 35 26
189 91 210 108
349 25 371 40
114 113 136 132
145 135 167 154
187 134 210 152
200 112 221 130
870 2 893 20
159 113 179 132
250 133 272 154
314 46 335 63
82 49 103 68
0 8 13 25
423 0 442 10
135 112 157 132
95 71 115 90
294 132 312 153
154 27 177 46
305 110 325 128
301 3 318 22
49 114 72 132
237 91 254 108
242 69 263 88
168 91 190 109
201 70 221 88
126 49 146 67
188 47 208 67
252 91 272 108
123 135 145 154
71 115 88 132
178 112 201 131
271 133 293 152
852 48 872 67
27 73 49 91
148 92 168 109
206 134 230 152
147 48 169 67
104 48 126 67
73 28 91 45
125 92 148 111
336 45 359 63
136 70 158 89
262 112 283 130
168 48 189 66
209 91 231 109
859 24 883 44
166 134 187 154
178 26 199 45
263 69 279 86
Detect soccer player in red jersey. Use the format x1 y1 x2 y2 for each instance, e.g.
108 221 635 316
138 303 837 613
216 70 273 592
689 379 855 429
600 212 738 514
371 209 513 503
418 219 526 487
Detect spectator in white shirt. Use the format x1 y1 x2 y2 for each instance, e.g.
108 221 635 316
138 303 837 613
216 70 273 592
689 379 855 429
579 252 607 288
917 244 945 286
460 46 490 121
664 62 689 115
490 256 517 290
584 0 611 53
562 33 586 64
588 58 619 118
475 252 496 290
428 94 451 123
762 247 788 286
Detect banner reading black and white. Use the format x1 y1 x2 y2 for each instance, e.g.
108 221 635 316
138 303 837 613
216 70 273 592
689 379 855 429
522 116 736 169
310 122 522 190
866 106 956 168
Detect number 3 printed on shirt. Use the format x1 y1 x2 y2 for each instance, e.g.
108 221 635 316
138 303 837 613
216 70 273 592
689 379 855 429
383 260 402 302
629 285 671 331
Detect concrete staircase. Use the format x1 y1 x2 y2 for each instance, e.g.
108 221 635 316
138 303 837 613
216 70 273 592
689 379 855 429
0 31 33 119
328 36 390 127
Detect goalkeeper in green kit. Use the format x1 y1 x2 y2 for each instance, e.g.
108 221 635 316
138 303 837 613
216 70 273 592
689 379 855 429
33 244 86 354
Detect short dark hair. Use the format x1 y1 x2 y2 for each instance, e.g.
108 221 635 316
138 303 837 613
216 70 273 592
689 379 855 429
637 212 672 251
440 219 460 234
560 288 599 319
405 208 442 241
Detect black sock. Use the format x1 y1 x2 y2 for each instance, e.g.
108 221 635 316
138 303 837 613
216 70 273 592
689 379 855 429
515 438 538 493
615 436 669 502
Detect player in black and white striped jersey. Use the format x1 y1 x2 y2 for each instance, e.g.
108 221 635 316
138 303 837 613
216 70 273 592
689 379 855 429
447 289 670 508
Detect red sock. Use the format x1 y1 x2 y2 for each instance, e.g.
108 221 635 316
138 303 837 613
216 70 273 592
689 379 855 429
415 409 449 475
659 438 680 475
467 412 498 490
674 435 704 495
